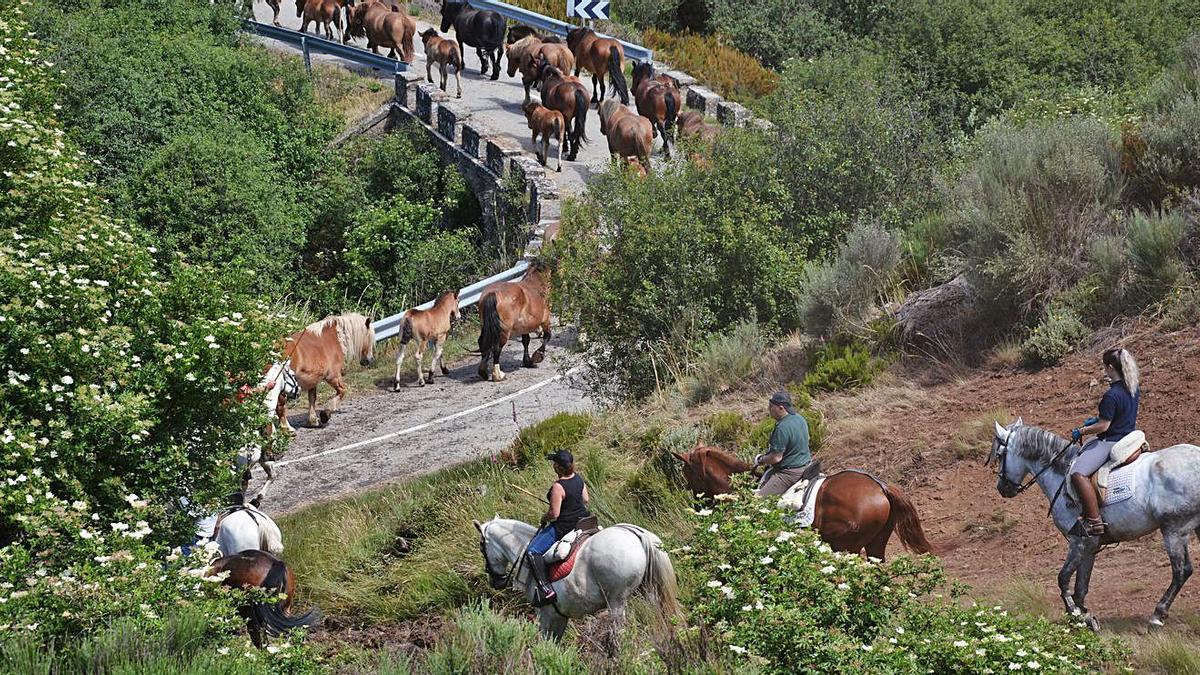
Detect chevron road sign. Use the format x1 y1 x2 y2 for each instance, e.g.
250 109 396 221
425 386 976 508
568 0 609 20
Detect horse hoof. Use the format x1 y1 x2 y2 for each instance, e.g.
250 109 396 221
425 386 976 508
318 410 331 426
441 367 449 375
1149 616 1165 628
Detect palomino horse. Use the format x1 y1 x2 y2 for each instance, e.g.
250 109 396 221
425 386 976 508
213 502 285 557
534 60 590 161
506 35 574 104
207 550 316 647
566 27 629 106
477 261 551 382
671 446 936 560
440 0 506 81
990 419 1200 629
599 99 653 172
523 98 566 172
420 28 464 98
295 0 342 41
474 516 679 640
280 312 375 427
631 61 681 159
345 0 415 63
393 290 461 389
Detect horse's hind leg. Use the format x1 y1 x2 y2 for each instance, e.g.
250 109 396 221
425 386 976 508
306 387 320 427
1151 529 1194 626
521 334 533 368
864 519 894 561
393 343 408 391
414 342 427 386
532 321 550 364
477 47 488 75
321 375 348 424
491 47 502 80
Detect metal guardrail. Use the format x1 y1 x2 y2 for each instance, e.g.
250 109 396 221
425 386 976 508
372 261 530 342
241 19 409 75
470 0 653 62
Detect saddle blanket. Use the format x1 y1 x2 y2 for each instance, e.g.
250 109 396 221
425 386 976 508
548 539 583 582
1102 462 1136 506
777 476 827 529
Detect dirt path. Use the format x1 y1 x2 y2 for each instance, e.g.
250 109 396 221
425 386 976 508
249 329 590 514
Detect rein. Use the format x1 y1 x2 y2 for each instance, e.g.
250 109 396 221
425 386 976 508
996 433 1078 496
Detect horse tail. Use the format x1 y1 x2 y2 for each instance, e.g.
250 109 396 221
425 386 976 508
478 292 503 356
608 45 629 105
248 558 319 636
621 525 681 621
882 483 937 555
399 315 414 345
573 88 589 144
664 88 677 139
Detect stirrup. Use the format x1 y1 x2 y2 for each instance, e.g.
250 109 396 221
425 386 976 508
1081 517 1107 537
532 585 557 608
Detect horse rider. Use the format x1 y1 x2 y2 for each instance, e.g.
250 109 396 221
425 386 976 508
524 449 592 607
753 391 813 496
1067 347 1141 536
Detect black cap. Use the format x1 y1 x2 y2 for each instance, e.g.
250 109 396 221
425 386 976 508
769 391 796 411
545 449 574 465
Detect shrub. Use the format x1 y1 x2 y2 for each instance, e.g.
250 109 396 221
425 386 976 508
743 407 826 456
705 0 847 70
421 601 587 674
803 342 882 393
676 322 770 406
1126 210 1189 303
506 413 593 467
1020 309 1089 367
679 489 1129 672
643 30 779 104
624 464 686 518
797 220 902 338
705 411 751 448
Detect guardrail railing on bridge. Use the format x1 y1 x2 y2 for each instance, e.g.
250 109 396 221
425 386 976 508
372 261 530 342
470 0 653 62
241 19 410 75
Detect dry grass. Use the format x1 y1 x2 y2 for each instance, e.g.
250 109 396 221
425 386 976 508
996 577 1056 619
833 416 885 446
643 29 777 105
951 408 1011 460
813 372 932 423
1131 633 1200 674
960 508 1018 540
984 339 1024 371
312 64 393 128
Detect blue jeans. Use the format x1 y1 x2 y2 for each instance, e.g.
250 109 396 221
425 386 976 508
527 526 558 556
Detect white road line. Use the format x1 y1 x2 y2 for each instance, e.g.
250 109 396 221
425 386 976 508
274 365 583 467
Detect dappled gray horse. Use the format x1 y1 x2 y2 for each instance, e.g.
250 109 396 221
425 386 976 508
990 419 1200 629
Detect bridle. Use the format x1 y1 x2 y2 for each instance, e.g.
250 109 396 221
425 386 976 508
478 528 522 589
989 428 1077 496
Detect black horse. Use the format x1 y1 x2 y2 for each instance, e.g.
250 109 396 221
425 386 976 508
440 0 506 81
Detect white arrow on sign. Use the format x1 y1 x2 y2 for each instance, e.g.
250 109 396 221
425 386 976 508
568 0 609 20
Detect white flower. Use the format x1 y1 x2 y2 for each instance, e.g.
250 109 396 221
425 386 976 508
1009 664 1022 671
266 645 279 654
694 508 712 516
707 523 719 533
713 493 738 501
185 373 197 382
217 647 230 655
204 335 216 343
954 640 968 647
775 531 796 542
1017 650 1028 657
720 585 735 599
78 529 92 540
742 604 752 611
837 583 850 590
976 649 987 656
706 580 723 588
1026 662 1040 670
819 565 836 574
728 645 747 655
717 564 731 571
60 375 73 385
861 644 873 652
759 556 773 565
110 522 129 532
895 627 905 634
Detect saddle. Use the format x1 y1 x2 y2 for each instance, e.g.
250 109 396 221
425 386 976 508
544 515 600 582
1069 431 1148 504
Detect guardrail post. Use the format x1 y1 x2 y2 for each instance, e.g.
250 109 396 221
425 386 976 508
300 36 312 75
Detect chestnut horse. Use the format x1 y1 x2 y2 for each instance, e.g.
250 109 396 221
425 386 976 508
207 550 316 647
523 98 566 172
295 0 343 41
566 26 629 106
280 312 375 427
393 290 461 389
420 28 464 98
671 446 936 560
345 0 415 63
631 61 680 158
534 60 590 161
677 110 721 143
477 261 552 382
599 99 652 171
506 35 574 104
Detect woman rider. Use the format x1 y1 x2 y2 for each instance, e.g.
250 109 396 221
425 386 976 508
524 449 591 607
1068 348 1140 536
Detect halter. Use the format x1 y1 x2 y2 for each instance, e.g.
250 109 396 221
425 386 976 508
992 429 1077 496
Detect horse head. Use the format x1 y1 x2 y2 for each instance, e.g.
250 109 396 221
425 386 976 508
566 26 590 52
474 516 526 590
535 58 560 85
439 0 464 32
442 289 462 322
991 417 1028 498
631 60 652 89
671 445 752 498
360 315 376 367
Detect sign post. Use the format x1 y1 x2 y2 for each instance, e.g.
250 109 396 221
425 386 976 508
567 0 609 20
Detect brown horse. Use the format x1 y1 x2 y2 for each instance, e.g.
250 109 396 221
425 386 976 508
279 312 375 427
207 550 316 647
671 446 936 560
477 261 552 382
523 98 566 172
534 60 590 161
295 0 343 41
506 35 575 104
566 26 629 106
599 98 652 171
345 0 415 63
420 28 463 98
393 290 461 389
677 110 721 144
631 61 680 159
263 0 283 26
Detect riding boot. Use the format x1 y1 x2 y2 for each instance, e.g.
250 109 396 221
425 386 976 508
525 552 556 607
1071 473 1106 536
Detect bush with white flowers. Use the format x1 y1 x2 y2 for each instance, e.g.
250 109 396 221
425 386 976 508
679 485 1128 673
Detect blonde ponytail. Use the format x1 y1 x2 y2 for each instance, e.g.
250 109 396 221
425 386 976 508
1119 349 1140 395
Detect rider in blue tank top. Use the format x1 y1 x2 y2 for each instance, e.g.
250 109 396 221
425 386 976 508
1068 348 1141 537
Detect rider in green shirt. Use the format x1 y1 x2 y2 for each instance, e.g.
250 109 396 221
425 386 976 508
753 391 813 496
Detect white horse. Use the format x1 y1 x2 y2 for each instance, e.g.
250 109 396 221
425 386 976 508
990 419 1200 629
473 516 680 639
214 504 285 558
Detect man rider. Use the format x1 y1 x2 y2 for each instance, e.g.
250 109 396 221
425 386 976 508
753 391 813 497
524 449 591 607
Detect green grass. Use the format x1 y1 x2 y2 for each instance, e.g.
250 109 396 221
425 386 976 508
342 315 481 394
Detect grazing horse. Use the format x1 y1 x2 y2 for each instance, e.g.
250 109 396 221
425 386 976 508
214 502 285 557
475 516 679 640
671 446 936 560
566 26 628 106
393 290 461 389
295 0 343 41
534 60 590 161
207 550 316 647
439 0 506 81
477 260 552 382
677 110 721 144
279 312 375 427
420 28 464 97
598 98 652 172
631 61 681 158
990 419 1200 629
507 35 574 104
523 98 566 172
345 0 415 63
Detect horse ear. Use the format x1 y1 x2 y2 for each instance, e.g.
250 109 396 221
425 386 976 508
1015 416 1024 427
670 451 687 462
994 421 1010 442
472 519 482 532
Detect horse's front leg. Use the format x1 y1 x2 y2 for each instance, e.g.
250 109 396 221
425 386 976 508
521 334 533 367
532 321 551 364
592 74 600 107
321 375 347 425
306 387 320 428
426 59 433 83
270 0 281 25
476 46 488 75
1151 529 1194 626
432 336 449 375
414 342 427 386
1057 536 1086 617
1071 535 1101 630
537 608 568 642
490 47 502 80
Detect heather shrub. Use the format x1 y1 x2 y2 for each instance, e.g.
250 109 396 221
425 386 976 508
797 220 902 338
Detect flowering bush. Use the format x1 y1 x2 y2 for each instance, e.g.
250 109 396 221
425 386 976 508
679 487 1128 673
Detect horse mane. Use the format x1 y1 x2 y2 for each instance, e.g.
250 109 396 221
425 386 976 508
1014 425 1074 472
698 447 753 473
308 312 372 360
512 35 542 50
